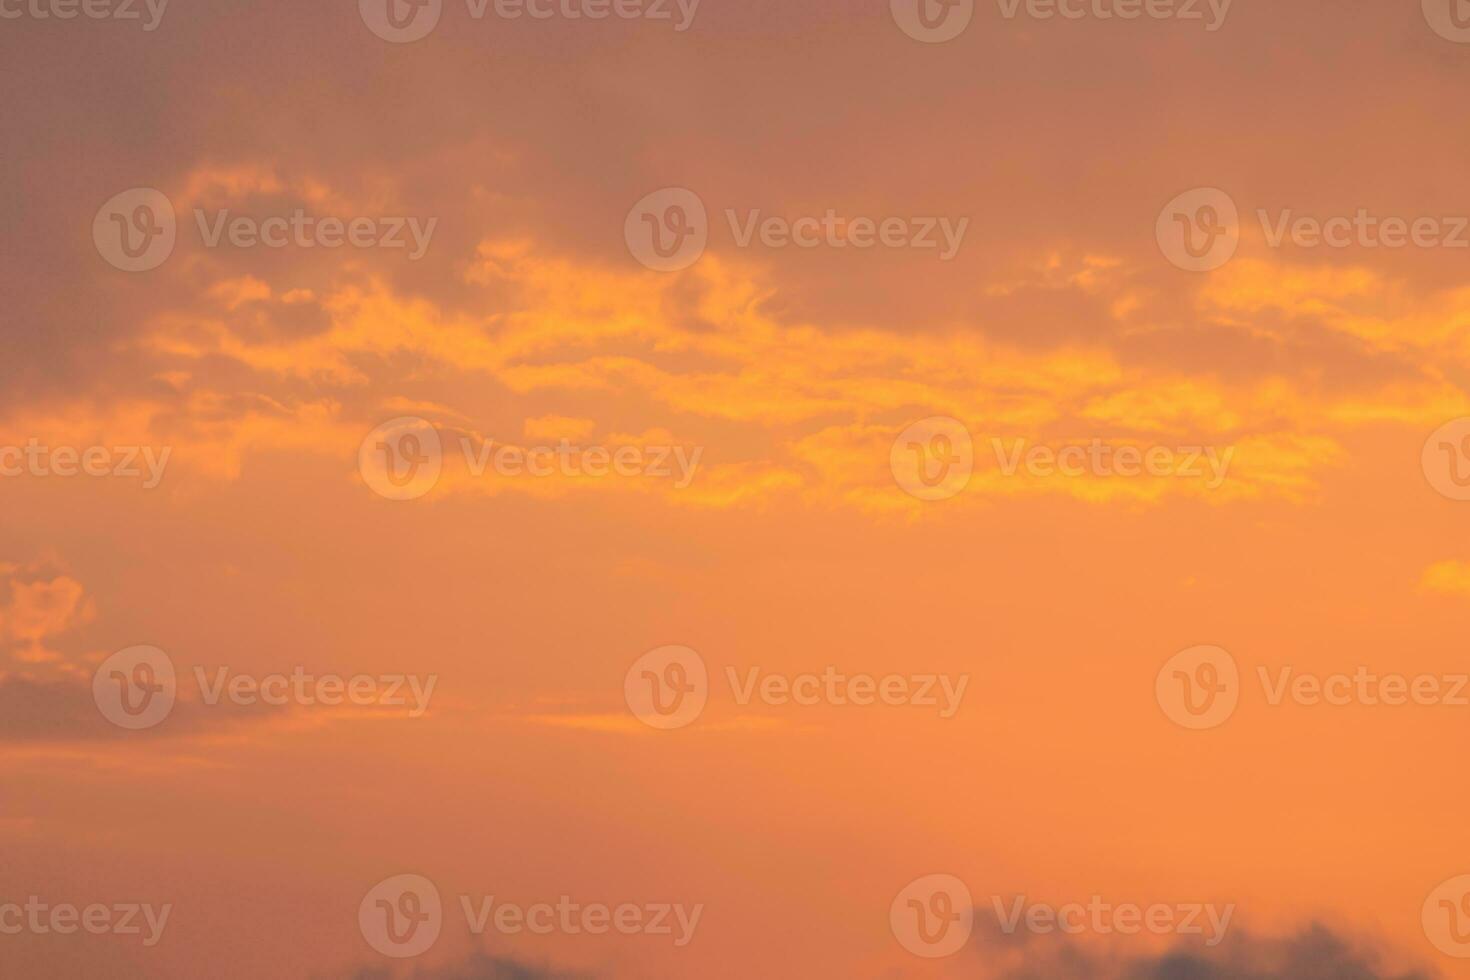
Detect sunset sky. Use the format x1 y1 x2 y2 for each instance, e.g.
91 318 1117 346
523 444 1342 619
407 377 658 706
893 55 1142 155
4 1 1470 977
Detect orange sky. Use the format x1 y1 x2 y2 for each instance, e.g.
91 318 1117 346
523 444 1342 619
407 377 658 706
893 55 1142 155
4 1 1470 977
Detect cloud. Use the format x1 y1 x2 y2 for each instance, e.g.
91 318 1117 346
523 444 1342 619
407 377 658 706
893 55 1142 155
337 952 588 980
970 919 1432 980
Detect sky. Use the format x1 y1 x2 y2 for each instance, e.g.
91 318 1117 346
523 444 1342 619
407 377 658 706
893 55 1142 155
4 0 1470 977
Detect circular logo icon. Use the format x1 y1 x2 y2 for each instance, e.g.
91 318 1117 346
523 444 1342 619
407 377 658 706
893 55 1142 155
92 646 177 731
890 0 974 43
891 417 974 501
1156 188 1239 272
1424 0 1470 43
1425 875 1470 958
360 874 442 958
891 874 973 958
93 188 176 273
1156 645 1239 730
1423 418 1470 501
360 0 441 42
625 188 708 272
625 645 708 730
359 417 443 501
